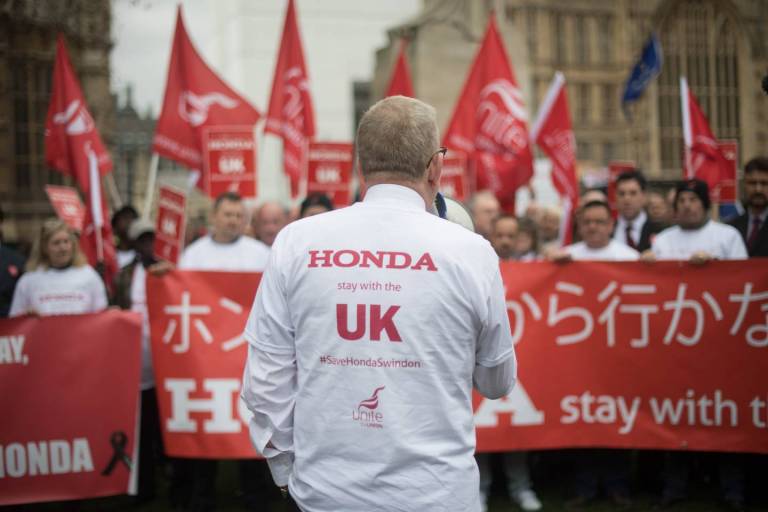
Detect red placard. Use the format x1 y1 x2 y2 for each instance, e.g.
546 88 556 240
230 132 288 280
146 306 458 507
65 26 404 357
304 142 353 207
0 311 142 505
714 140 738 203
203 126 258 199
606 161 636 214
154 185 187 265
44 185 85 232
146 262 768 458
147 271 262 458
439 153 470 202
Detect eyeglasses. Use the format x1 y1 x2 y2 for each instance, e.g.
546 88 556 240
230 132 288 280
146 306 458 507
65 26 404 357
426 147 448 168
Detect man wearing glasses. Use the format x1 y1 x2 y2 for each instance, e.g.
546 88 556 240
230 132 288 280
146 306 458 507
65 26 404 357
241 95 516 511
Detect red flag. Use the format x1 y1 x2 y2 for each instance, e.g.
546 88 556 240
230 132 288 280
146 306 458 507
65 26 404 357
153 6 261 174
265 0 315 197
44 35 116 283
385 39 414 98
45 35 112 189
530 72 577 246
442 13 533 212
680 77 727 191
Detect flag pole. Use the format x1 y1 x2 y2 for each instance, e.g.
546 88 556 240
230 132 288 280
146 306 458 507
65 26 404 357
142 152 159 221
87 147 105 262
106 172 123 209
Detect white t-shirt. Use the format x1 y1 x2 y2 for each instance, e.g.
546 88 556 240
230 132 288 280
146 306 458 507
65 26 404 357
651 221 748 261
242 184 516 512
179 235 270 271
117 249 136 269
565 240 640 261
130 264 154 390
9 265 108 317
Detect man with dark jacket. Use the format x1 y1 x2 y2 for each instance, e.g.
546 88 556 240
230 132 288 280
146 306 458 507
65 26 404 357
728 156 768 257
613 170 666 252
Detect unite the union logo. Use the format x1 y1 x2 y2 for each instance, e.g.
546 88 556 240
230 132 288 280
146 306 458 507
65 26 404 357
352 386 385 428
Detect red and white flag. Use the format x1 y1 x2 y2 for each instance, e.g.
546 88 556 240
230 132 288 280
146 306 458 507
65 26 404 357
153 6 261 180
265 0 315 198
530 72 577 246
442 13 533 212
385 39 414 98
680 77 727 191
44 34 116 282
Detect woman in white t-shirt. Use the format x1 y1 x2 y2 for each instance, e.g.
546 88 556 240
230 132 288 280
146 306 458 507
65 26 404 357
9 218 107 317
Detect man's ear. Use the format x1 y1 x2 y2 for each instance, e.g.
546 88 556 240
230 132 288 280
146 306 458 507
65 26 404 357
427 152 443 188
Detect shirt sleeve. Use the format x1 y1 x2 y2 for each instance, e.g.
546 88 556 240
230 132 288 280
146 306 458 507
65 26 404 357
725 229 749 260
88 268 108 313
8 274 29 318
240 234 297 486
473 262 517 398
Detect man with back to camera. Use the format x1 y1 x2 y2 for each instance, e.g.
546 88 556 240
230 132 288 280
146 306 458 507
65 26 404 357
728 156 768 257
613 170 666 252
241 96 517 512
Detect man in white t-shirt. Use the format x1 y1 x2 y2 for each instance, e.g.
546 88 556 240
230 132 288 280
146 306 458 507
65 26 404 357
647 179 747 262
241 96 516 512
180 192 270 271
172 191 270 511
550 201 639 263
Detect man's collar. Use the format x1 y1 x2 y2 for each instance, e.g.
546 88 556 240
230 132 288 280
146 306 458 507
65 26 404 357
363 184 428 212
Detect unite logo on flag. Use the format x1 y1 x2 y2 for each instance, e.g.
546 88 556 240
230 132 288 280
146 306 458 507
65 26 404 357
178 91 239 127
476 79 529 155
52 100 94 136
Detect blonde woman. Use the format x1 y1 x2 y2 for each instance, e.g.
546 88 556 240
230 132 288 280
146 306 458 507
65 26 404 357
9 218 107 317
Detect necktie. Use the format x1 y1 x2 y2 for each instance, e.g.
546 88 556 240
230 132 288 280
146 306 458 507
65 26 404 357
748 217 761 250
625 222 637 250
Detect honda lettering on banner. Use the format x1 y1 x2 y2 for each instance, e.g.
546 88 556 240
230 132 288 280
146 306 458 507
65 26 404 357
438 153 470 202
153 6 261 185
443 13 533 211
154 185 187 265
0 311 142 505
203 127 258 198
305 142 353 207
475 261 768 454
44 185 85 232
146 271 262 458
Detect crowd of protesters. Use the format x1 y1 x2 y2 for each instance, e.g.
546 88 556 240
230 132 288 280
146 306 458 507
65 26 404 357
1 156 767 511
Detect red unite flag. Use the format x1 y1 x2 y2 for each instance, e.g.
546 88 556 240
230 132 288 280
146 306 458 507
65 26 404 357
44 35 116 282
265 0 316 198
153 6 261 186
680 77 728 191
442 13 533 212
385 39 414 98
530 72 577 246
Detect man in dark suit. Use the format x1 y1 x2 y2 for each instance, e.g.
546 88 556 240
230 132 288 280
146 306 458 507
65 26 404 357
0 207 25 317
613 170 666 252
728 156 768 257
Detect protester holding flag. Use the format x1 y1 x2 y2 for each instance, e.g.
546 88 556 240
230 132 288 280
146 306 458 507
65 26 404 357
9 219 107 317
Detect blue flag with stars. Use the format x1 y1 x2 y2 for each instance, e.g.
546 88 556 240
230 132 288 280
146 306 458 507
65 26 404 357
622 33 663 117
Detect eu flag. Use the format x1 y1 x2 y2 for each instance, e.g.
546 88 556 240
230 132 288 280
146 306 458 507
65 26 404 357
622 34 663 116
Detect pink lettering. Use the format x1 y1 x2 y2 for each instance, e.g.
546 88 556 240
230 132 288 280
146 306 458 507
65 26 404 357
308 250 333 268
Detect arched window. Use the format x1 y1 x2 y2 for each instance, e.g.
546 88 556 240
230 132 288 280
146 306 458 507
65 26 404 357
656 0 740 175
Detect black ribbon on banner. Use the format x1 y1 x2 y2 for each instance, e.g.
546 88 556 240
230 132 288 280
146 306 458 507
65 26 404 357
101 431 132 476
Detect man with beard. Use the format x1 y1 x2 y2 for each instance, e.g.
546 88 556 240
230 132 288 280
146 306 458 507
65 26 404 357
728 157 768 257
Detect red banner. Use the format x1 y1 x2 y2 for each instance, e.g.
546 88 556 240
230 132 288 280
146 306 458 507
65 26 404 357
44 185 85 232
146 271 262 458
0 311 142 505
305 142 353 207
439 153 470 202
146 262 768 458
154 185 187 264
202 127 258 198
477 261 768 453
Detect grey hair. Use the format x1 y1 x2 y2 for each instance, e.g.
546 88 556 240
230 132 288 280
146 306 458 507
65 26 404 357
356 95 439 181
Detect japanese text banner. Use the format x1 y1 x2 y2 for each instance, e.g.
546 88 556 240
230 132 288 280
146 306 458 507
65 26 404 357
0 311 142 505
147 271 262 458
476 261 768 454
